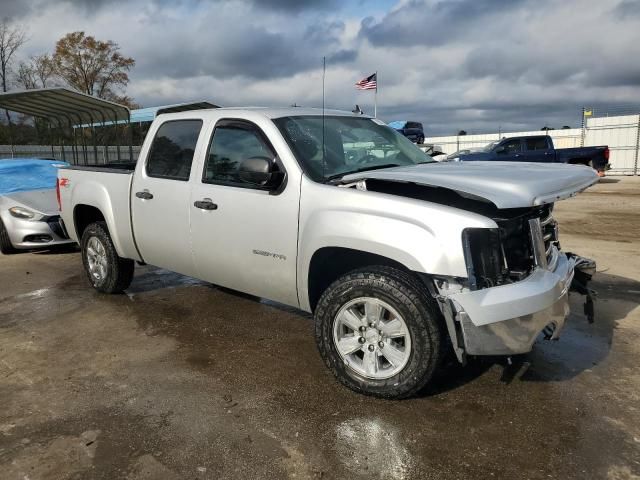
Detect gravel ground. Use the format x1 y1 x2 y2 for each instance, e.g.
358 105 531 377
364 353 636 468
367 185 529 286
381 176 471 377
0 176 639 479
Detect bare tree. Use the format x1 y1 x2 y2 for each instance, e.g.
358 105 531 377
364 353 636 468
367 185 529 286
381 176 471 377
17 54 55 89
0 20 26 92
16 61 37 89
0 19 27 153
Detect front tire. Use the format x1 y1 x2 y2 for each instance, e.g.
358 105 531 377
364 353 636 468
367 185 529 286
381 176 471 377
314 266 443 399
0 218 18 255
81 221 134 293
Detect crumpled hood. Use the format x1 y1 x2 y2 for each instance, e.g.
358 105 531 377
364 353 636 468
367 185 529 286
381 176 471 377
1 189 59 216
342 161 598 209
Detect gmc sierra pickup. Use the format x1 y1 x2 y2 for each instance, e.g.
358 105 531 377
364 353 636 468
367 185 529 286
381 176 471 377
450 135 609 176
57 107 598 398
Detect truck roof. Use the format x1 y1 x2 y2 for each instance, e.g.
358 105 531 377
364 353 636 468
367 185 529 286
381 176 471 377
156 106 370 120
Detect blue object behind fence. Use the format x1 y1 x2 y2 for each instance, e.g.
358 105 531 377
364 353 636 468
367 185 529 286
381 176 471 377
0 158 69 195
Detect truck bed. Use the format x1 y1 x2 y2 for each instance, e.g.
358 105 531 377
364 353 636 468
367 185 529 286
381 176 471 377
556 146 609 171
57 165 140 261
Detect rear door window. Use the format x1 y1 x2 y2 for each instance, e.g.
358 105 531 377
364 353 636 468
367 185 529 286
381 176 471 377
146 120 203 181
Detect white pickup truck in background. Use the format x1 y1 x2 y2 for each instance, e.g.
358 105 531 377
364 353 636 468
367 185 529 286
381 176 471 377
57 107 598 398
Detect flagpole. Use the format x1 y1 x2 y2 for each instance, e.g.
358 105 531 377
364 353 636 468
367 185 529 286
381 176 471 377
374 71 378 118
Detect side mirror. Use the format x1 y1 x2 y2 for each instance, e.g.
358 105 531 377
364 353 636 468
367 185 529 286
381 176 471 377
495 146 506 154
238 156 281 187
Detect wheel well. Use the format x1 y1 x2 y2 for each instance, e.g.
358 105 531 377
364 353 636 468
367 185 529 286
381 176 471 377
73 205 105 239
307 247 411 311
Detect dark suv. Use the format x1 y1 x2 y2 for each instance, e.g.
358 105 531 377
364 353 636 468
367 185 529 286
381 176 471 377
389 121 425 144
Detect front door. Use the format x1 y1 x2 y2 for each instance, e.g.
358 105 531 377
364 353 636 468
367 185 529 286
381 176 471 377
131 119 205 277
189 119 299 306
496 138 524 161
522 137 553 162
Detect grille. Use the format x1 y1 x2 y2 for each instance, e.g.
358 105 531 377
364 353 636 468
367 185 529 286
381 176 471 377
46 216 69 239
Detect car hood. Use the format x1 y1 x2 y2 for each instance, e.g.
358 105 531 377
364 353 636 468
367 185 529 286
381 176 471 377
341 161 598 209
1 188 59 216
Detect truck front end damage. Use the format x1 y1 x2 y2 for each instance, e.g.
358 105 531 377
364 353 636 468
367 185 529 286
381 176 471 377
340 161 600 363
431 205 596 362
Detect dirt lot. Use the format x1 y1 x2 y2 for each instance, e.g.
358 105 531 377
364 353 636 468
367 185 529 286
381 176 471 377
1 177 639 480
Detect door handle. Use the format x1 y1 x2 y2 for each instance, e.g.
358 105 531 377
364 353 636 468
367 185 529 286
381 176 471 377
136 191 154 200
194 199 218 210
544 152 553 156
514 154 522 158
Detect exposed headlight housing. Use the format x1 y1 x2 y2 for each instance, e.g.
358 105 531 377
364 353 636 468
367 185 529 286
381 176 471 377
9 206 36 219
462 228 506 290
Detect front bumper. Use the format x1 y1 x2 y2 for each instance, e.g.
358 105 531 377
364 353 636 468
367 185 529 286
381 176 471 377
446 250 589 356
2 213 73 249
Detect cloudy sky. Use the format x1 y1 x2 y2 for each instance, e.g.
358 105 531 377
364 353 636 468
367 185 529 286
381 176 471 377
4 0 640 135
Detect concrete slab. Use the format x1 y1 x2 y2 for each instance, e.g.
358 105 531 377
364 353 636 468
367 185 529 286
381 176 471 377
1 177 639 479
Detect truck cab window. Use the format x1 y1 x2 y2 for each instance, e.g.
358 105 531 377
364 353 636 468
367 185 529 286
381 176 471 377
146 120 203 180
526 137 549 151
204 124 276 186
501 138 522 154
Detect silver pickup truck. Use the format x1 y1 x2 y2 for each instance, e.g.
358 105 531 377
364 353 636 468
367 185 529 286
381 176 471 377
57 107 598 398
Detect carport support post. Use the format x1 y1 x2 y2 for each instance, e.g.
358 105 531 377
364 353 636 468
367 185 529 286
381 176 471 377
54 118 66 162
71 125 78 164
91 125 99 165
4 109 15 158
47 121 55 159
80 126 89 166
127 119 134 163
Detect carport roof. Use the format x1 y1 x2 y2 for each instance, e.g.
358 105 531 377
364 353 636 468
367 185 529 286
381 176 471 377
0 87 130 126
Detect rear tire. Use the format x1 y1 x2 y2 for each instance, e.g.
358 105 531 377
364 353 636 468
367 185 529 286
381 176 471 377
81 221 134 293
314 266 444 399
0 218 18 255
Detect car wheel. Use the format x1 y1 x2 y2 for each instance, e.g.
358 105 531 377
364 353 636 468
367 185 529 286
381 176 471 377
314 266 444 399
0 218 18 255
417 135 424 145
81 221 134 293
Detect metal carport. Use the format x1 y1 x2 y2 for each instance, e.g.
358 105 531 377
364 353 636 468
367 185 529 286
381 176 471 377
0 87 131 165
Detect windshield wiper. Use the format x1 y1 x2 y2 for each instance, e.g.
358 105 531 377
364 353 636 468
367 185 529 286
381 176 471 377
325 164 401 182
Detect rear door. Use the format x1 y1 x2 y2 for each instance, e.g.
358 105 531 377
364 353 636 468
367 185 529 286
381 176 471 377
189 118 299 306
131 118 205 276
522 136 554 162
495 138 524 161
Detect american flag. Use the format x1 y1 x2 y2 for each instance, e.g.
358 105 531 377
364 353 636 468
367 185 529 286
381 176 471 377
355 73 377 90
